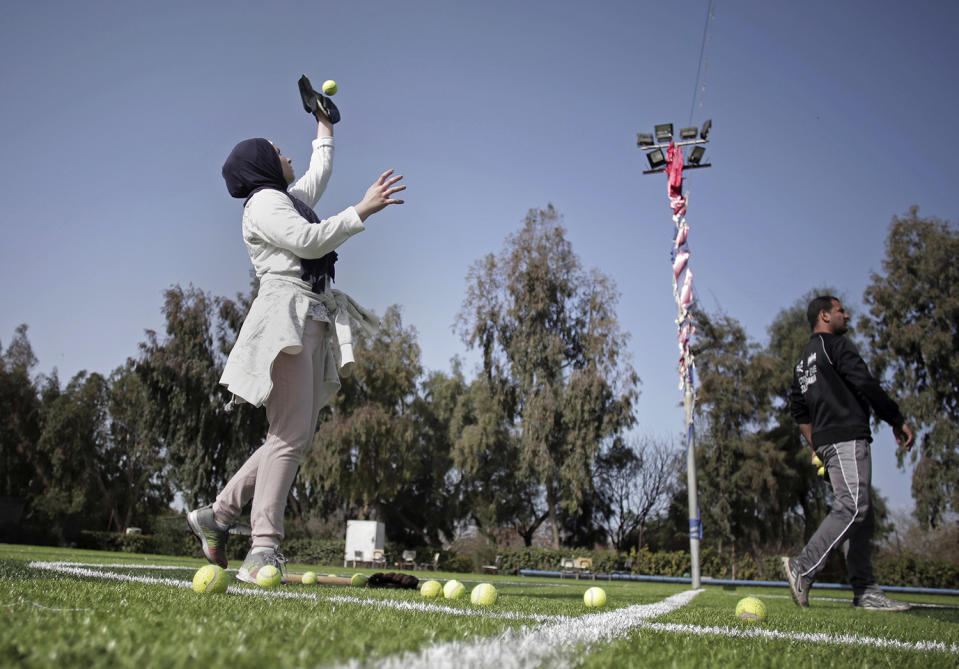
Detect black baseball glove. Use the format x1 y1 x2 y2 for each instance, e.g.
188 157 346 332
298 74 340 124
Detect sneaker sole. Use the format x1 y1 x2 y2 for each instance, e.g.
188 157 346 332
187 510 228 569
853 602 912 612
781 557 808 607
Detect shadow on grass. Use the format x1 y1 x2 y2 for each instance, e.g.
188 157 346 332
905 604 959 623
0 559 41 580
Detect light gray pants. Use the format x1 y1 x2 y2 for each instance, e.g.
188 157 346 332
795 439 881 596
213 319 330 549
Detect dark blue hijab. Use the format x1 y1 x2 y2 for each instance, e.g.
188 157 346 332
221 138 336 293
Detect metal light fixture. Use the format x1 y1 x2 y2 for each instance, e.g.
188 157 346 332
654 123 673 143
636 133 654 147
646 148 667 170
699 119 712 140
679 126 698 140
688 146 706 165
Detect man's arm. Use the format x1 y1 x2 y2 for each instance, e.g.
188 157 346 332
833 339 903 425
833 338 913 450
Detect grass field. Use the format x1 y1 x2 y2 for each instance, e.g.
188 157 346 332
2 543 957 668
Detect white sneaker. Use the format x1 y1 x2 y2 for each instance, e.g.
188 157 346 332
852 592 911 611
237 548 287 585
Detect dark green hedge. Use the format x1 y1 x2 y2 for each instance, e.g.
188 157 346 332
72 526 959 590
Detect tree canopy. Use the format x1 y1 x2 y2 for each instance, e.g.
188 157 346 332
456 205 639 547
861 207 959 527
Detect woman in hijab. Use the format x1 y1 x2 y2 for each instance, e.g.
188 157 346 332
187 107 404 584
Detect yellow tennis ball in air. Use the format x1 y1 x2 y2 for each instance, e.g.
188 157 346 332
584 586 607 608
736 596 767 622
192 564 229 594
256 565 282 588
351 573 368 587
420 580 442 599
817 466 826 477
322 79 337 95
471 583 497 606
812 454 823 468
301 571 317 585
443 579 466 599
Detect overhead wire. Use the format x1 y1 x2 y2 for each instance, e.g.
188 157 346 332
687 0 716 126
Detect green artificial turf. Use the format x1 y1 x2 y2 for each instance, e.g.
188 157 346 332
1 544 957 668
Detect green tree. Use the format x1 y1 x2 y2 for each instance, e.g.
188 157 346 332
0 325 42 500
136 285 267 506
692 310 785 558
307 306 439 541
104 361 174 529
861 208 959 527
32 371 111 533
456 206 639 548
594 435 680 551
450 376 543 546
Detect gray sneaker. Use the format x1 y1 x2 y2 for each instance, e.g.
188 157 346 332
237 548 288 585
187 506 231 569
852 592 911 611
781 557 812 607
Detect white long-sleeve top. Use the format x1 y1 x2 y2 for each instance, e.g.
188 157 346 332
242 137 364 279
220 136 378 408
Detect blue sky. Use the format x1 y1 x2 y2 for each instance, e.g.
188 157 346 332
2 1 957 513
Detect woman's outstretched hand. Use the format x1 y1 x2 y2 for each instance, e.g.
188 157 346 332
354 170 405 222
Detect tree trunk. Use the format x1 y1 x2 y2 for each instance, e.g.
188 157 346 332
547 483 560 549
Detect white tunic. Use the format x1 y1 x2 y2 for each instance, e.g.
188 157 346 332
219 137 378 408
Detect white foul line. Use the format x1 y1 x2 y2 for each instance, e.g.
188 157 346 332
26 561 958 660
25 561 560 622
639 621 959 654
347 589 705 669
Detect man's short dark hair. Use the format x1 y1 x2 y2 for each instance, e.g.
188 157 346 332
807 295 838 330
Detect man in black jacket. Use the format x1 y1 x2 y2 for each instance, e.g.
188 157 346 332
783 296 914 610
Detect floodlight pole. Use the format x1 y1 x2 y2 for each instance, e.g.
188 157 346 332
637 124 712 590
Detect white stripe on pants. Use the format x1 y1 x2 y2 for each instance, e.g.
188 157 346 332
213 318 330 549
795 439 879 595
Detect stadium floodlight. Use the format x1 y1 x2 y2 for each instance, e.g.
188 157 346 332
654 123 673 143
679 126 698 140
699 119 712 140
646 148 667 170
636 133 655 147
687 146 706 165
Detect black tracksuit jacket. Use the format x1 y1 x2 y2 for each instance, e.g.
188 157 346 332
789 332 905 448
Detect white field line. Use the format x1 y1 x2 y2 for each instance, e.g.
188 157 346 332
25 561 561 622
26 562 958 659
639 621 959 654
348 589 705 669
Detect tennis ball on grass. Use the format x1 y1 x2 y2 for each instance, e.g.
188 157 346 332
193 564 229 594
351 573 368 587
420 580 442 598
471 583 497 606
322 80 338 95
301 571 317 585
584 586 606 608
736 596 767 622
443 579 466 599
256 565 282 588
